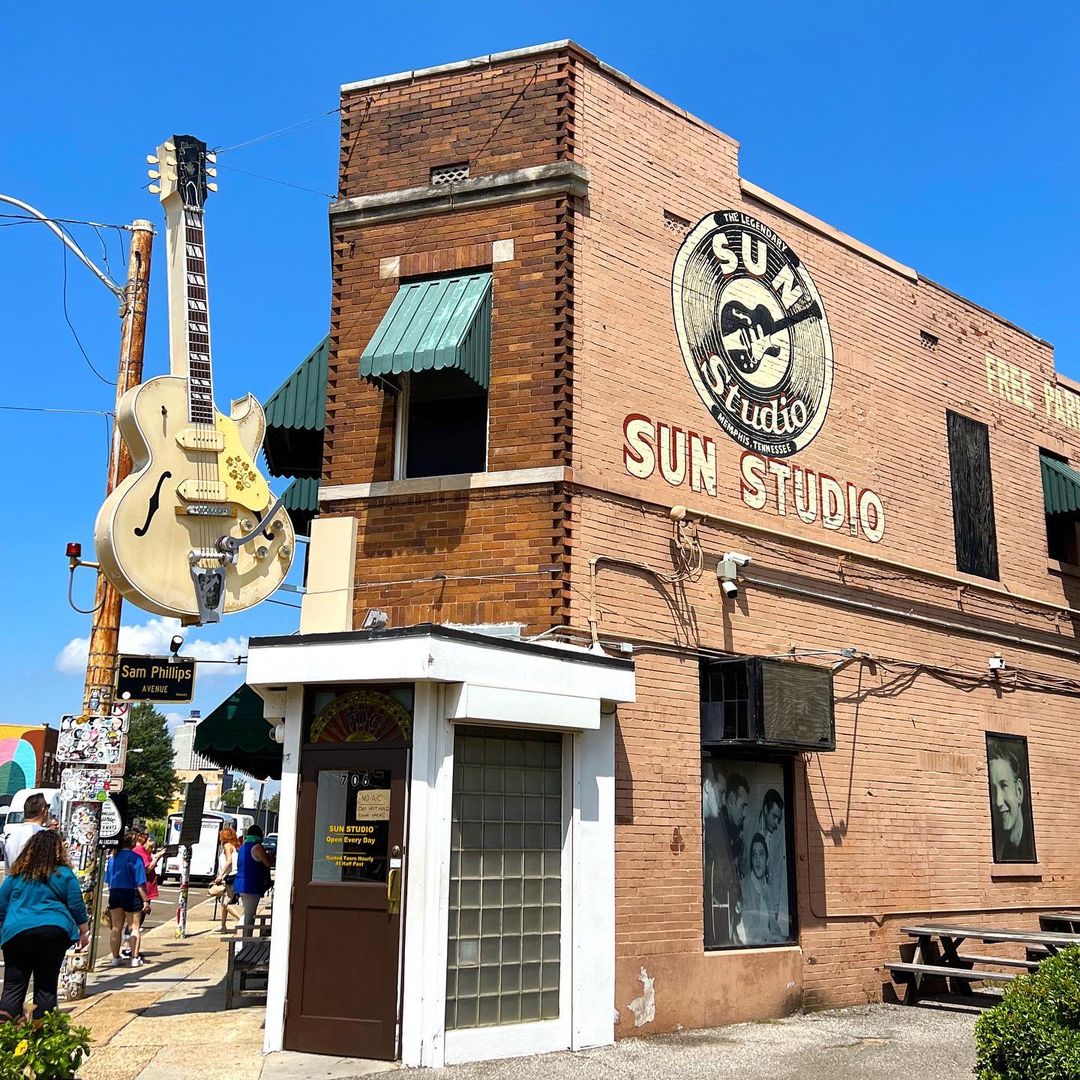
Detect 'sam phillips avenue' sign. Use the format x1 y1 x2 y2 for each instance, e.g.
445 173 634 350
116 654 196 703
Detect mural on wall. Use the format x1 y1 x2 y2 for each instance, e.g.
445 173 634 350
0 725 53 798
672 210 834 458
620 209 888 543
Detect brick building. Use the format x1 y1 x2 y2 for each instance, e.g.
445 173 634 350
249 41 1080 1067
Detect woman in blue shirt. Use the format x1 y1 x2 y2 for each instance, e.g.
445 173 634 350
0 829 89 1020
234 825 273 931
106 832 149 968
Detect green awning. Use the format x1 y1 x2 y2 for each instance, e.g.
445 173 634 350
194 685 281 781
1041 452 1080 515
283 476 318 537
264 335 328 478
360 273 491 390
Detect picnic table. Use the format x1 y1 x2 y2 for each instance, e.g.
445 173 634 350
886 923 1080 1004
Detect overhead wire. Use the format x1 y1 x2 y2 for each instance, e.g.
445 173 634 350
59 231 114 386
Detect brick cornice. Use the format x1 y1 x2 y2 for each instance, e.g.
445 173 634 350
329 162 590 228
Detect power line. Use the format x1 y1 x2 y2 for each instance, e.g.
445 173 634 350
215 162 335 199
59 234 113 386
0 405 113 416
212 108 340 155
0 212 141 231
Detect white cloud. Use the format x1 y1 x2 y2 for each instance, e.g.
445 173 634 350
55 615 247 681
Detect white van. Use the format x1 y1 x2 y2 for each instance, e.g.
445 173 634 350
160 810 233 883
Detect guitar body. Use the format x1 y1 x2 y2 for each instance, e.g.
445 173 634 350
94 375 295 622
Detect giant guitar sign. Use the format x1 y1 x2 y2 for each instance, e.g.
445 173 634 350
94 136 294 623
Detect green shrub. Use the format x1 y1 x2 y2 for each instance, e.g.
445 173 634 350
142 818 167 846
975 945 1080 1079
0 1010 91 1080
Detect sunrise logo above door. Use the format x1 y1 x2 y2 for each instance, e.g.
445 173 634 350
672 211 834 458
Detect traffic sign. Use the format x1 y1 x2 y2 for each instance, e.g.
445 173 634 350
115 655 196 703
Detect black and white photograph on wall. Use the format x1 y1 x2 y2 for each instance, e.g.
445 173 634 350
986 733 1037 863
702 757 793 948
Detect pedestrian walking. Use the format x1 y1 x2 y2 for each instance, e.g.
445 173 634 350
212 826 242 933
233 824 273 932
106 832 150 968
130 830 165 961
2 792 49 868
0 829 89 1020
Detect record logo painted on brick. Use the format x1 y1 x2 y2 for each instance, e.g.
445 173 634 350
672 211 834 457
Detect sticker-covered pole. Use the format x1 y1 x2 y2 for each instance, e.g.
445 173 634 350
177 845 191 938
60 221 154 1002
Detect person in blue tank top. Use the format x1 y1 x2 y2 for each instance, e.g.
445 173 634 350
0 829 89 1020
234 825 274 932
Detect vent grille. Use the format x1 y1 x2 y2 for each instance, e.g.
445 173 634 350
431 162 470 186
664 209 691 235
920 330 939 350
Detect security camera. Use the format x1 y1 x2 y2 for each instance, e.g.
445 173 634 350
721 552 752 568
720 579 739 600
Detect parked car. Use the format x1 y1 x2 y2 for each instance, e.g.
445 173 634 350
261 832 278 861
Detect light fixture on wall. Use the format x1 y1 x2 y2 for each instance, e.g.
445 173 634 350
988 655 1006 673
361 609 389 630
270 722 286 744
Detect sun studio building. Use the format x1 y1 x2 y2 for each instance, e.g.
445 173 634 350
240 41 1080 1068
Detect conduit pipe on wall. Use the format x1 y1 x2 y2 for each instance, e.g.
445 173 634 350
742 573 1080 661
667 503 1080 623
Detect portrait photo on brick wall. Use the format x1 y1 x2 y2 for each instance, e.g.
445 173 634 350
702 757 793 948
985 733 1037 864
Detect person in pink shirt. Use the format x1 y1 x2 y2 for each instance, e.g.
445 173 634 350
129 830 165 964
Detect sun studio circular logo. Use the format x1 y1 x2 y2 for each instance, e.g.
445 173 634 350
672 211 833 457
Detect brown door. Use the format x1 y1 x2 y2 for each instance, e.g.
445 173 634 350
285 747 408 1059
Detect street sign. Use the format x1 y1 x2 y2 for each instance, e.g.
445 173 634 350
115 654 196 703
179 775 207 846
99 795 125 849
60 767 117 800
57 713 128 766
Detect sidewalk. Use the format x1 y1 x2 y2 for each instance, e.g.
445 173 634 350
64 901 978 1079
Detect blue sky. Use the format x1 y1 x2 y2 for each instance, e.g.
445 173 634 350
1 3 1077 735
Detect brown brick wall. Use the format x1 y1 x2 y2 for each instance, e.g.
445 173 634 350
339 54 576 198
323 44 1080 1029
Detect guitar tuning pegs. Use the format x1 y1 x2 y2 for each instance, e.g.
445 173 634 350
148 184 161 194
206 151 217 164
165 155 176 167
147 169 160 179
207 182 218 192
146 154 159 165
164 140 175 151
206 167 217 177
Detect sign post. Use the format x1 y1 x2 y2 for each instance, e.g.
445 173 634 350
88 795 126 971
61 220 153 1001
175 776 206 939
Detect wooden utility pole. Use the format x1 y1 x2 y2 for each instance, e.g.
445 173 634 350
63 220 154 1001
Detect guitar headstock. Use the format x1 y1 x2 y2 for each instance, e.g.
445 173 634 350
147 135 217 207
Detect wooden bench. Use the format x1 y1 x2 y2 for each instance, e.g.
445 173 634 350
888 923 1080 1005
224 913 273 1009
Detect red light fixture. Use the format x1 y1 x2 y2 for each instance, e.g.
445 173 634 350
66 542 82 559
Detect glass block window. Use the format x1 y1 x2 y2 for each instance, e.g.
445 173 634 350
446 727 563 1030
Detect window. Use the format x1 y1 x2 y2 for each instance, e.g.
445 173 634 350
985 733 1037 864
394 369 488 479
446 728 563 1029
946 411 999 579
1041 450 1080 565
702 755 796 948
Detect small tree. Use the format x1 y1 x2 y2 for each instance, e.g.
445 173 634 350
266 792 280 813
125 703 179 820
220 788 246 809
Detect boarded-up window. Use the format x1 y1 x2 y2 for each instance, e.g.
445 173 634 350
947 411 999 579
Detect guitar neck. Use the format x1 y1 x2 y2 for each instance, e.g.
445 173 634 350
183 208 215 425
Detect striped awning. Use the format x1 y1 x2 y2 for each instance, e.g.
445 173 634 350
1041 452 1080 515
360 273 492 390
263 335 328 478
283 476 318 537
